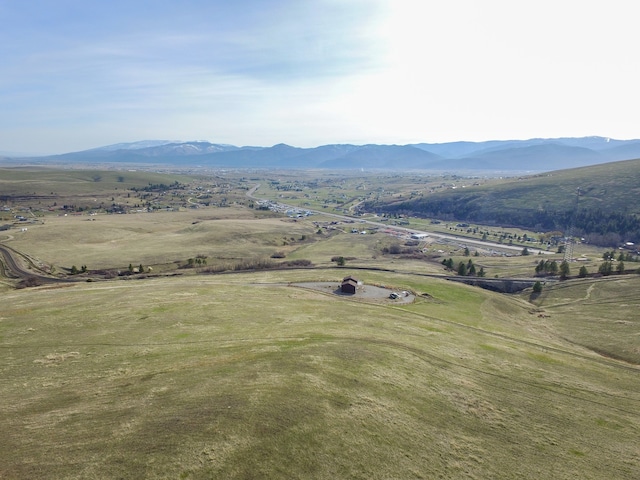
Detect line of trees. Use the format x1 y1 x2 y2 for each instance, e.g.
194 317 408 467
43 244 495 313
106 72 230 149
442 258 485 277
70 265 87 275
186 256 208 267
597 260 625 276
535 258 639 279
535 259 561 276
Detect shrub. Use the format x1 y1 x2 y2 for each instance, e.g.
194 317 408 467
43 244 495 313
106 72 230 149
17 276 42 288
281 259 312 267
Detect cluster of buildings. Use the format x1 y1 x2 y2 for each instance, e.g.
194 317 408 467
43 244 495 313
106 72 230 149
255 200 313 218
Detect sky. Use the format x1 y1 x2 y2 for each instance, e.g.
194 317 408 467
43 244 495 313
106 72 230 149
1 0 639 154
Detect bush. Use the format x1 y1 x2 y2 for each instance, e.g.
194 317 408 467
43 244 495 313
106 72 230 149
233 259 275 271
532 281 543 293
281 259 312 267
16 276 42 289
388 244 402 254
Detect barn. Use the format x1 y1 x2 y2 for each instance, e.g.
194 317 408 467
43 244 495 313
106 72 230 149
341 276 358 294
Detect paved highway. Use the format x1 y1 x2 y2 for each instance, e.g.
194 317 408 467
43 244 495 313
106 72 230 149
0 244 73 284
247 184 553 256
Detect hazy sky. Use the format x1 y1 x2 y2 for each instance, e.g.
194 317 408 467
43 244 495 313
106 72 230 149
1 0 638 154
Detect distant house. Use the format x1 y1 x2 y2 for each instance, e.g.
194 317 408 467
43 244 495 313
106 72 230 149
341 276 358 294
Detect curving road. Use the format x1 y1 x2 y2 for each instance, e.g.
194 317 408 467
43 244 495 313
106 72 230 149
0 244 73 284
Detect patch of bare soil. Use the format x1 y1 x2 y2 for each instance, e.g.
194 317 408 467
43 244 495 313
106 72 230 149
292 282 415 304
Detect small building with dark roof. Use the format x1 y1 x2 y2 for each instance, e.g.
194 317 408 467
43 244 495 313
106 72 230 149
341 276 358 294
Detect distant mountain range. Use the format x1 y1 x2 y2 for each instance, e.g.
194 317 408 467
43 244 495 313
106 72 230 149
5 137 640 171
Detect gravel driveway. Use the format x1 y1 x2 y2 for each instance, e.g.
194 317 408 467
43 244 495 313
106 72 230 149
292 282 415 304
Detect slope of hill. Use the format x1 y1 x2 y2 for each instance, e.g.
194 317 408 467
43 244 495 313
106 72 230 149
91 140 178 151
363 158 640 245
318 144 443 169
2 270 638 479
456 143 607 171
7 136 640 171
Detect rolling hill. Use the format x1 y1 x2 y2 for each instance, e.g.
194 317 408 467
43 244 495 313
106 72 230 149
363 158 640 245
2 270 639 479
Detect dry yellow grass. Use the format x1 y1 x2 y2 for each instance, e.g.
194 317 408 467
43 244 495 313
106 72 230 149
7 208 315 269
2 168 639 478
1 272 639 479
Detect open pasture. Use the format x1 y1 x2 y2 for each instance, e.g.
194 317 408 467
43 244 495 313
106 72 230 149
1 270 639 479
0 167 191 210
7 207 315 271
2 167 639 478
529 275 640 365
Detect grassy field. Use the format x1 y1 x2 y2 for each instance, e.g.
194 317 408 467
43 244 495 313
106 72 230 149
7 205 571 279
528 275 640 365
6 207 314 271
2 167 639 478
2 271 639 479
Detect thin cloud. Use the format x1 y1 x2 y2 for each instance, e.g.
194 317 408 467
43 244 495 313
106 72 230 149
1 0 638 153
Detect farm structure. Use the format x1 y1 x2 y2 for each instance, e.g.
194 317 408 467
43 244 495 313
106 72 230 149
341 276 359 294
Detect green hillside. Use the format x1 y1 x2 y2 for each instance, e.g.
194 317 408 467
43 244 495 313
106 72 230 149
365 158 640 245
1 271 639 479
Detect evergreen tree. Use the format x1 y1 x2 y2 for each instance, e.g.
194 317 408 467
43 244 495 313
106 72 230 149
559 260 570 279
441 258 454 270
598 261 613 276
578 265 588 278
457 262 467 276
